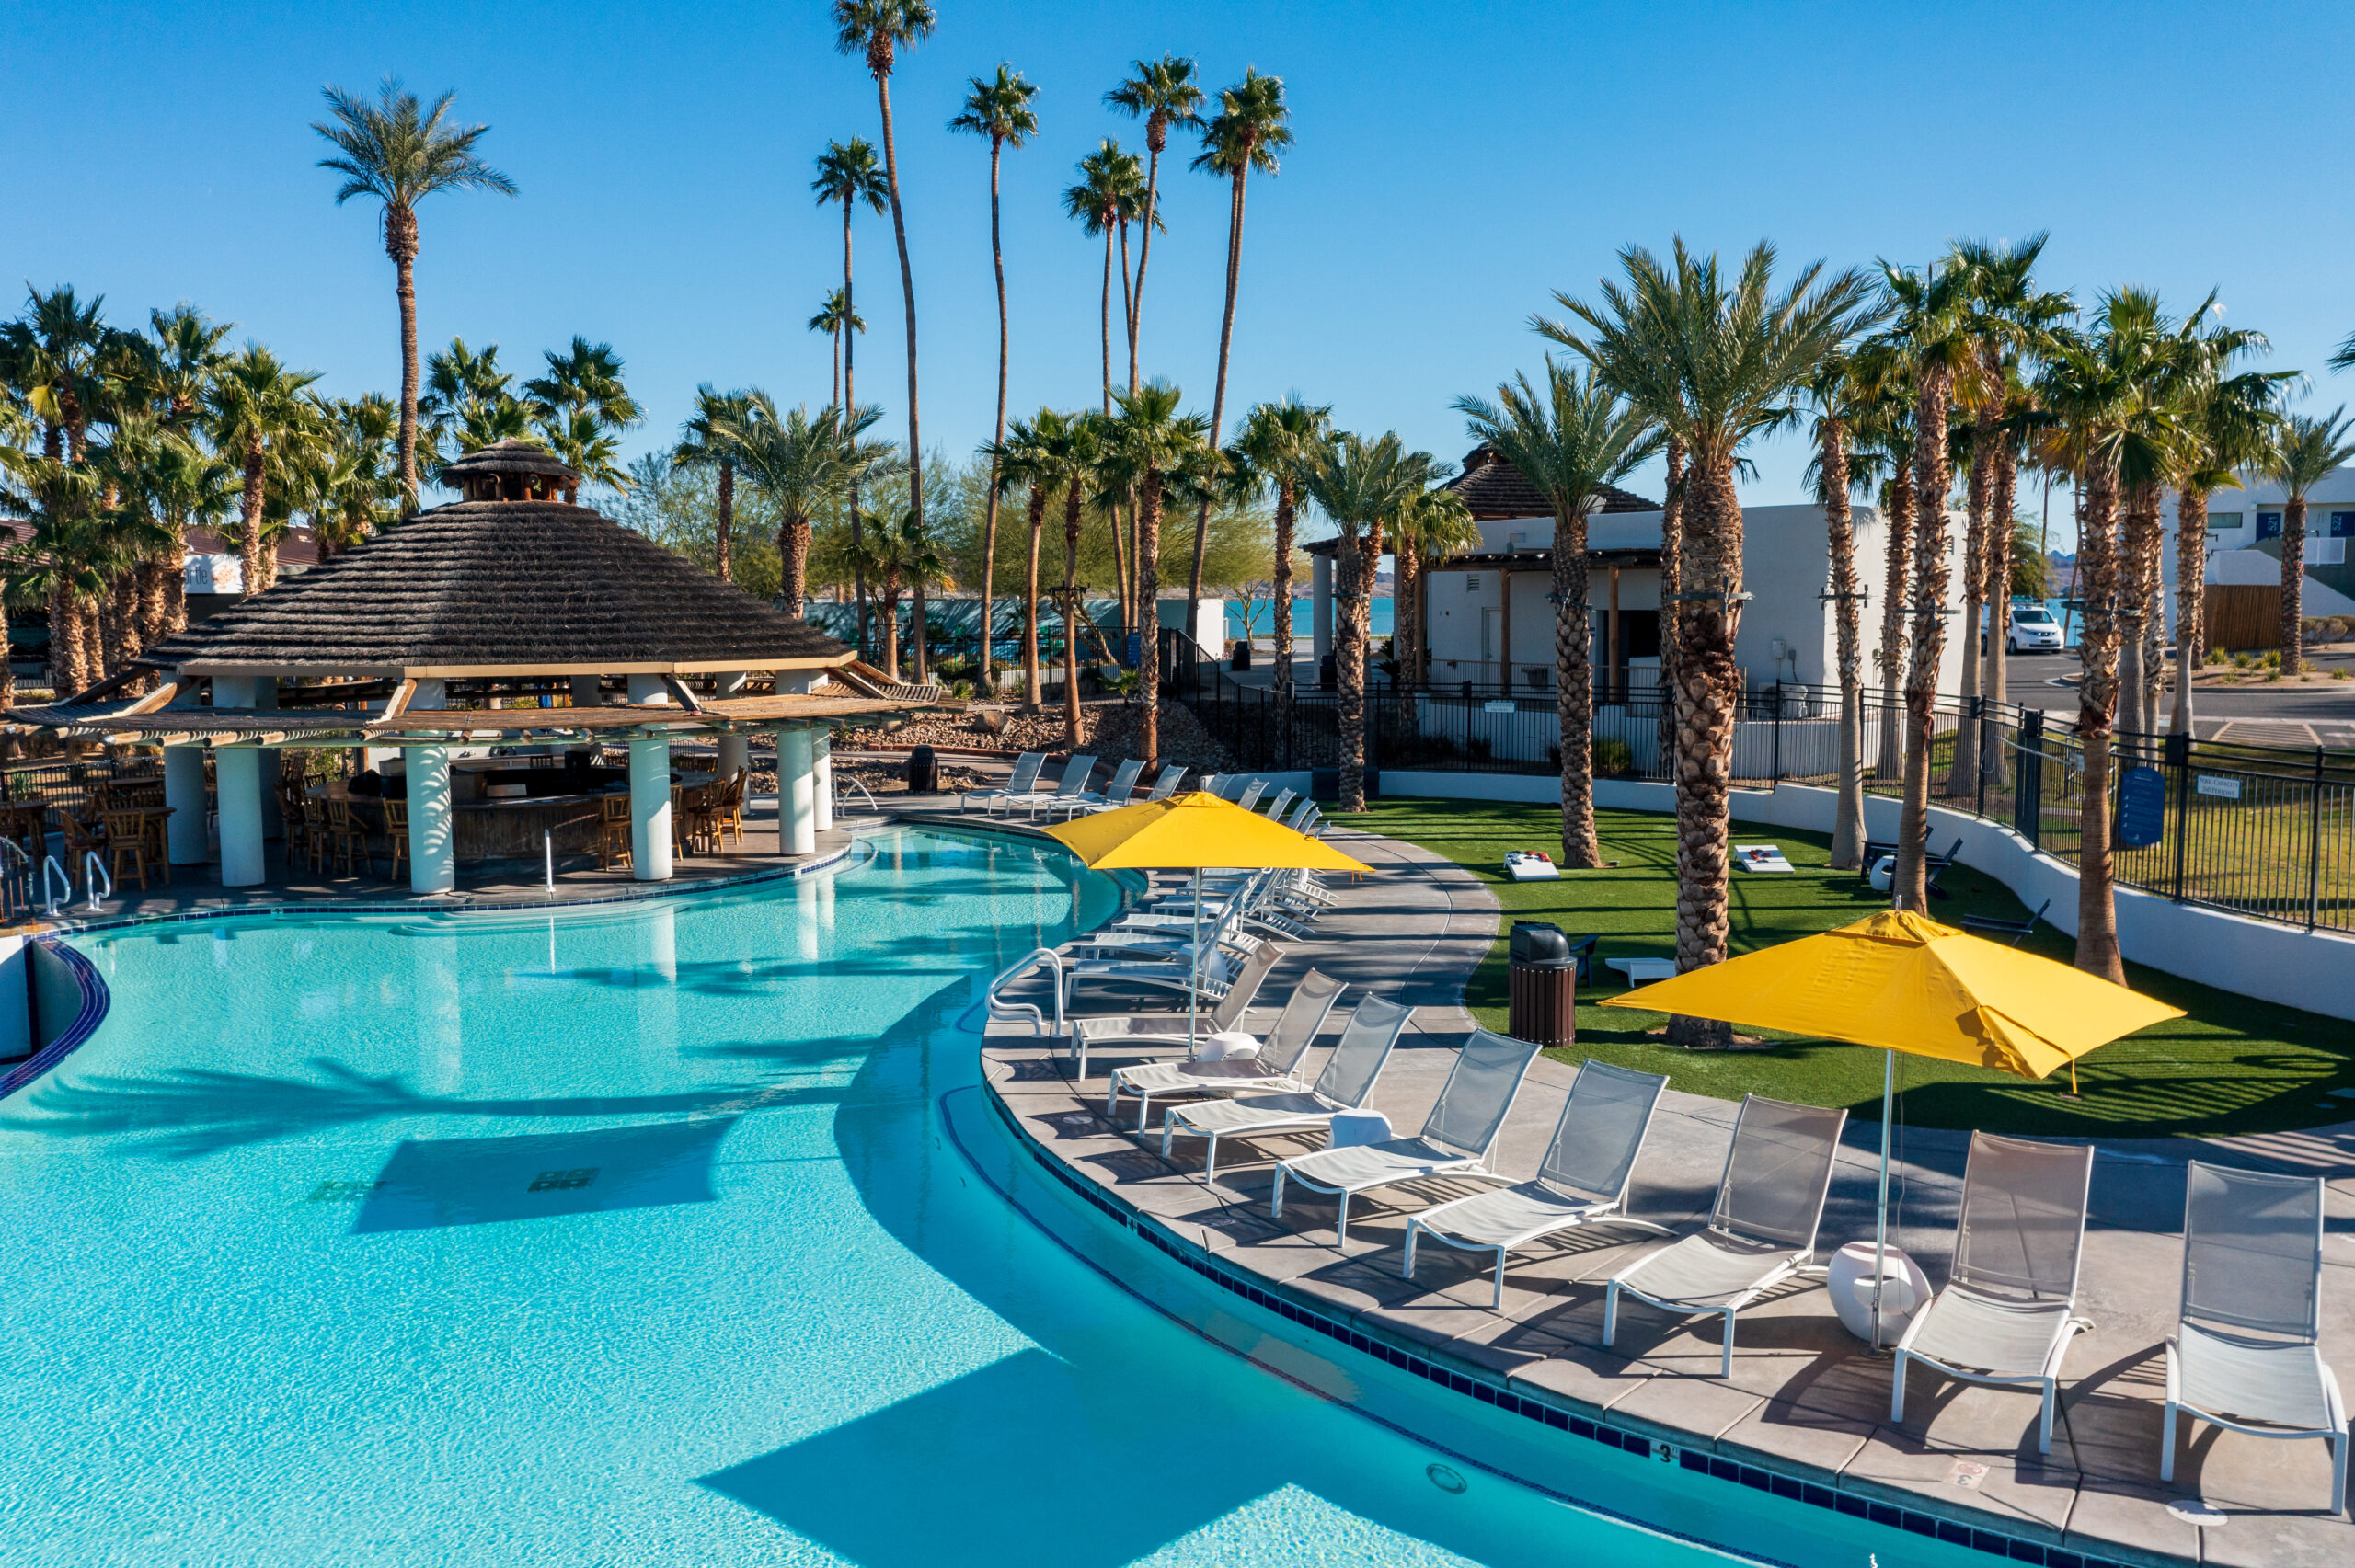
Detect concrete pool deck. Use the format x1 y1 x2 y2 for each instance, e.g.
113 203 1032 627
970 814 2355 1568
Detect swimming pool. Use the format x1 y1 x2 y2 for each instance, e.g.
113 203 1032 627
1 826 1963 1565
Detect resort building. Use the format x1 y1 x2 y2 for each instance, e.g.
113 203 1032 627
1308 444 1967 695
2157 471 2355 646
8 441 932 893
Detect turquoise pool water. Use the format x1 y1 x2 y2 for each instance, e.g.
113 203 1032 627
0 827 1793 1566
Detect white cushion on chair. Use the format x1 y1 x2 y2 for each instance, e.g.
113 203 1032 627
1327 1110 1392 1149
1197 1031 1261 1061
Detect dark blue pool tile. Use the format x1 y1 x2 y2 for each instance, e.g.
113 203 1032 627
1447 1372 1471 1396
1867 1503 1901 1528
2043 1553 2082 1568
1681 1451 1709 1475
1769 1474 1802 1501
1835 1494 1867 1519
1936 1520 1973 1546
1739 1466 1770 1492
1901 1511 1938 1537
1543 1408 1568 1432
2005 1539 2047 1563
1801 1483 1833 1511
1709 1458 1739 1482
1566 1415 1592 1440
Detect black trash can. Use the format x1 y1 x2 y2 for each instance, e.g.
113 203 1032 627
1231 639 1251 671
905 745 938 794
1318 652 1337 691
1507 920 1578 1048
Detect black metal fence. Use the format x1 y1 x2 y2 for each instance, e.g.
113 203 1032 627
1166 652 2355 935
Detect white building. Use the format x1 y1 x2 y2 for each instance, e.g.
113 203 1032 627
2156 469 2355 637
1308 444 1966 696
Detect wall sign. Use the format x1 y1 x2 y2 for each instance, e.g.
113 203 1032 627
2195 773 2242 800
2116 765 2166 848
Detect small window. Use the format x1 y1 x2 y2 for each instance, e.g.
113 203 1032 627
1464 574 1482 592
2257 511 2283 540
2205 510 2241 534
2329 510 2355 538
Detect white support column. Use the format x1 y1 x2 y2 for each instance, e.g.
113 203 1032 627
210 676 266 887
408 678 454 894
717 732 751 781
163 746 209 865
255 680 282 838
778 727 817 855
811 729 833 831
1312 553 1334 665
626 673 672 881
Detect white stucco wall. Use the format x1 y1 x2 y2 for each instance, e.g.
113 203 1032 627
1373 771 2355 1021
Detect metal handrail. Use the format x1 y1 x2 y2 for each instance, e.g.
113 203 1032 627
833 771 881 816
984 946 1065 1036
40 855 69 918
82 851 111 912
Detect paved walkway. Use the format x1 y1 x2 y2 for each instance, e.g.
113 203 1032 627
977 816 2354 1568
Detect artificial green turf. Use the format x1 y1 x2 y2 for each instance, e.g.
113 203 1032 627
1337 797 2355 1138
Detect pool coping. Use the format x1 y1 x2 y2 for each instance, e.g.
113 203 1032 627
973 1053 2186 1568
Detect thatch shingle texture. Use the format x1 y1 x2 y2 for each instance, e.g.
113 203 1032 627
142 499 851 671
1446 442 1658 520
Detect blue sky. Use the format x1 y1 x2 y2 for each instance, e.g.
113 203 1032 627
6 2 2352 543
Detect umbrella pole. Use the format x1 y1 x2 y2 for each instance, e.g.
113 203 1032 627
1872 1045 1893 1354
1188 866 1201 1054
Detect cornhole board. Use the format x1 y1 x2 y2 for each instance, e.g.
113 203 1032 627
1605 956 1677 986
1503 852 1560 882
1734 843 1795 874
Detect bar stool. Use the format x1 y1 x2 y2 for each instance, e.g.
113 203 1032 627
597 793 632 871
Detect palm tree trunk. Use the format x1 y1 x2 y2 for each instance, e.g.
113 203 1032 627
1877 465 1915 784
109 571 140 677
980 138 1008 691
1668 459 1742 1048
1271 480 1297 694
1895 366 1955 913
1982 441 2018 784
1021 487 1045 710
1063 480 1085 743
1097 218 1114 415
1821 417 1867 869
1337 531 1368 812
1948 406 1995 791
2117 483 2156 747
842 199 868 657
237 436 267 601
2281 497 2307 676
1136 470 1164 762
1130 140 1159 383
778 512 811 619
880 570 901 679
139 557 169 647
1118 221 1136 395
2170 486 2206 734
1185 163 1249 651
2140 497 2168 739
1554 502 1603 867
1655 441 1683 774
872 71 926 681
2075 462 2126 981
1108 493 1132 637
47 583 86 698
716 458 734 585
391 217 420 511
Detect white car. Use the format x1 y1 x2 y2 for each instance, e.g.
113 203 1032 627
2004 605 2065 654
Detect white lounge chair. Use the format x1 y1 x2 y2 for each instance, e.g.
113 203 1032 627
1066 905 1261 1006
1261 788 1296 821
1234 778 1269 810
1160 996 1412 1181
1605 1094 1849 1378
1890 1132 2095 1456
1271 1026 1544 1247
959 751 1045 814
1406 1059 1672 1308
2161 1160 2346 1511
1004 753 1097 819
1106 967 1348 1129
1060 758 1144 818
1142 764 1185 802
1065 944 1281 1081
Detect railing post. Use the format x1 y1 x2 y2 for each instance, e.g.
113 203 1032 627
2165 729 2191 903
2309 746 2326 929
1771 679 1783 785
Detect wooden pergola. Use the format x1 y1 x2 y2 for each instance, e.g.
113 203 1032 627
8 442 941 891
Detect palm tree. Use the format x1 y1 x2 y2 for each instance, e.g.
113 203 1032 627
1098 383 1211 762
1945 235 2069 790
1063 142 1149 417
2165 337 2285 731
2 454 105 697
1872 252 1976 908
1297 431 1430 810
2103 292 2188 745
951 64 1040 689
1224 396 1330 693
1035 410 1104 741
808 289 862 406
810 139 890 647
1543 240 1876 1033
867 506 943 679
833 0 936 679
417 336 510 468
672 387 756 584
1105 55 1205 389
720 396 890 619
313 79 515 510
206 344 321 597
1183 69 1292 649
1802 351 1887 868
1456 363 1662 866
0 284 110 461
982 412 1058 709
524 337 640 435
144 303 232 425
2270 408 2355 677
1388 481 1480 727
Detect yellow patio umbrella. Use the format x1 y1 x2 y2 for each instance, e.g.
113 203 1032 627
1602 910 2184 1346
1042 792 1371 1048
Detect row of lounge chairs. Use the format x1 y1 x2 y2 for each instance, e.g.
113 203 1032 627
957 752 1314 829
1050 935 2345 1509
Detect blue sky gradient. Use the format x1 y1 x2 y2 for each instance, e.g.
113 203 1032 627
6 2 2351 540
